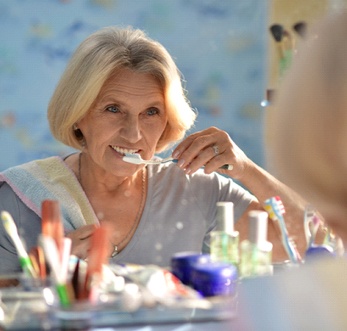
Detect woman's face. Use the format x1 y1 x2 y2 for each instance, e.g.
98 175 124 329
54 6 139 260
78 68 167 176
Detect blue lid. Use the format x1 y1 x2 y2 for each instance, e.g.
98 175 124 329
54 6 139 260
190 262 238 297
305 245 335 261
171 252 210 285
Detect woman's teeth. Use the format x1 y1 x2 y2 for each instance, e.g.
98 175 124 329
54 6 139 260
112 146 139 155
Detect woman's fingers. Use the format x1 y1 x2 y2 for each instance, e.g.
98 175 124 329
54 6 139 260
173 127 236 174
174 127 219 157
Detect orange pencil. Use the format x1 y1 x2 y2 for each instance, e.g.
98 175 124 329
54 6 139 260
41 200 64 258
29 246 47 279
84 225 109 302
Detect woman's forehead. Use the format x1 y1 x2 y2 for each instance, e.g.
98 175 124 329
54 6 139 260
96 69 165 105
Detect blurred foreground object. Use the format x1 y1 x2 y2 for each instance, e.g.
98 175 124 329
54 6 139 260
270 10 347 247
237 258 347 330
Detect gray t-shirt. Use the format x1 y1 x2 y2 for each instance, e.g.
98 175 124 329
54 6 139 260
0 161 255 273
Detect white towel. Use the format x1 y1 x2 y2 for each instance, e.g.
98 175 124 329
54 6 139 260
0 156 98 231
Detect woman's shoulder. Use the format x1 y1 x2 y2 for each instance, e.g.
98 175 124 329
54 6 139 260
0 181 31 212
0 181 18 197
0 181 23 223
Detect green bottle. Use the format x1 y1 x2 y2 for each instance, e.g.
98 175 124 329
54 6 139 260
240 210 273 278
210 202 239 267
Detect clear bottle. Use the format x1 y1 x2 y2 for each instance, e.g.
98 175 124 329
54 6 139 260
210 202 239 267
240 210 273 278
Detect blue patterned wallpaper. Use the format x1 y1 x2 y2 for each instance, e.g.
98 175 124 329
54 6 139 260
0 0 268 170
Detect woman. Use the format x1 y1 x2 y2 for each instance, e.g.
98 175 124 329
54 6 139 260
0 27 306 273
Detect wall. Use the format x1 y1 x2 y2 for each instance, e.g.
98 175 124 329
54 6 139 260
0 0 268 171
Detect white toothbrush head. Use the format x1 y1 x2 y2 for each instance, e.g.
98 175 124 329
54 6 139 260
123 153 144 165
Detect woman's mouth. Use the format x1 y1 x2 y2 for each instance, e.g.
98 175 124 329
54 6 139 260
111 145 140 156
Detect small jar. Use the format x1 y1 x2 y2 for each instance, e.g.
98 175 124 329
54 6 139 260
305 244 335 261
170 252 211 285
190 262 238 297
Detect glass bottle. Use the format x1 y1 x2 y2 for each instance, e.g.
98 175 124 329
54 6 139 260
210 202 239 267
240 210 273 278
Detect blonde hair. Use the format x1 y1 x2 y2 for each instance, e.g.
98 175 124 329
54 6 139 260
48 26 196 152
270 11 347 221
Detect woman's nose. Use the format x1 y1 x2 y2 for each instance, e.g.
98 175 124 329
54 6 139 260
120 116 142 142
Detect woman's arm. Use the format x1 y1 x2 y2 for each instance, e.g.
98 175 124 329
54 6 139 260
173 126 307 261
237 161 306 262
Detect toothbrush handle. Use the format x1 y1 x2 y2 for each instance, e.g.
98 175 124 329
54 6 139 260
220 164 233 170
276 217 302 263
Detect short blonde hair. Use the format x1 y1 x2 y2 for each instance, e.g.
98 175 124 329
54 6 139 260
48 26 196 152
270 11 347 221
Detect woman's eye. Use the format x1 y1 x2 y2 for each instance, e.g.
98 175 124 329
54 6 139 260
105 105 120 113
146 108 160 116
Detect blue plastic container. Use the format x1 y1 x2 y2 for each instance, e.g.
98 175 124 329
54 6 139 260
305 244 335 261
190 261 238 297
170 251 211 285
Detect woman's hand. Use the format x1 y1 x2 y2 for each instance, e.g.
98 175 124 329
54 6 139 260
66 224 98 260
172 126 253 179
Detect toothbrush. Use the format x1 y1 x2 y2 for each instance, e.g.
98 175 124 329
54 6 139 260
123 153 234 170
39 235 72 307
304 206 322 248
123 153 177 165
263 196 302 264
1 211 37 278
